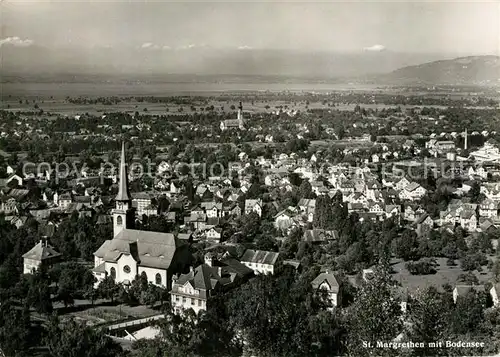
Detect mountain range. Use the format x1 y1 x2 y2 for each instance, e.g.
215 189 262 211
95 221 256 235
0 45 498 86
378 55 500 85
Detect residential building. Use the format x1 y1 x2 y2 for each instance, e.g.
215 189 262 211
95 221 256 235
201 201 223 218
223 202 241 217
132 192 154 217
240 249 279 275
302 229 339 244
394 177 411 191
311 272 341 309
274 209 297 231
245 198 263 217
22 239 62 274
0 197 19 215
479 199 498 218
399 182 427 201
205 227 222 242
414 213 433 236
460 210 478 231
170 251 253 314
170 264 222 314
57 192 73 209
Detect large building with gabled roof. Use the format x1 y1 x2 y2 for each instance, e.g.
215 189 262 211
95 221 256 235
170 251 253 314
92 142 191 289
23 239 62 274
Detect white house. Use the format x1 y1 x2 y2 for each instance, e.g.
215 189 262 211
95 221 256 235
399 182 427 201
311 272 341 309
200 201 222 218
205 227 222 242
22 240 61 274
245 199 263 217
394 177 411 191
479 199 498 219
460 210 478 231
274 209 297 231
240 249 279 275
170 252 253 315
170 264 220 314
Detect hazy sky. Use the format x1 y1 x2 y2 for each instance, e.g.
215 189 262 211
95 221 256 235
1 0 499 55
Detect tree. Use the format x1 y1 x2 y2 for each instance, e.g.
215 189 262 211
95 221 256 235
313 196 335 230
227 268 345 357
298 179 313 199
27 270 53 315
97 276 120 302
406 287 453 356
240 212 261 241
405 259 437 275
0 300 31 356
53 262 96 307
288 172 302 187
139 306 241 357
449 290 486 335
280 227 303 259
492 260 500 282
393 230 421 261
457 271 479 285
45 316 123 357
346 265 402 356
469 181 482 203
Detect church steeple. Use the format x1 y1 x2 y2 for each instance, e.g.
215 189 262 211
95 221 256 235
112 141 134 237
116 141 131 202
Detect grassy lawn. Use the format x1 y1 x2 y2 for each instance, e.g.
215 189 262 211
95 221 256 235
63 302 160 326
389 257 494 293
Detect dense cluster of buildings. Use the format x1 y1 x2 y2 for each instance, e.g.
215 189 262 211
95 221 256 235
3 118 500 315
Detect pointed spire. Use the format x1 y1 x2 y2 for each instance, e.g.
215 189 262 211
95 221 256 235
115 141 131 202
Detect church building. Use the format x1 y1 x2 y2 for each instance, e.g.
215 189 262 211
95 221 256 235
93 142 191 289
220 102 245 131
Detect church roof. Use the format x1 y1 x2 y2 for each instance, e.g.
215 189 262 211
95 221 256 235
94 229 182 270
115 142 131 202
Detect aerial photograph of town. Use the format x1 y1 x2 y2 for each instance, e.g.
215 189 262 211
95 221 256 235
0 1 499 356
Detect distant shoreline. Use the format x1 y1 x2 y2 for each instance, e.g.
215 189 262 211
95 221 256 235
1 82 497 99
0 82 388 97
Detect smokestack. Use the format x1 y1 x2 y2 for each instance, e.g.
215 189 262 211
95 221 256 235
464 128 468 151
